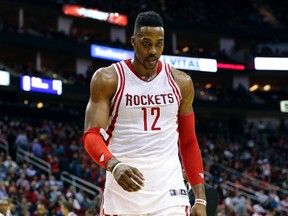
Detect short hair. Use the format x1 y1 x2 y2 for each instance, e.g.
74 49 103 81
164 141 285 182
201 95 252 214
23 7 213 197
62 201 74 212
133 11 163 35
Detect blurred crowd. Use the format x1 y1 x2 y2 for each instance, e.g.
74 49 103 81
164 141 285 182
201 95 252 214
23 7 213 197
197 118 288 215
0 109 287 215
0 116 103 216
0 1 288 215
49 0 288 29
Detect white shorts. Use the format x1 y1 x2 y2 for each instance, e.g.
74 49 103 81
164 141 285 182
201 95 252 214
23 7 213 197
102 205 190 216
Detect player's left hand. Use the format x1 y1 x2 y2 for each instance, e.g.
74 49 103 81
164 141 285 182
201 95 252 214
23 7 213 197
190 204 207 216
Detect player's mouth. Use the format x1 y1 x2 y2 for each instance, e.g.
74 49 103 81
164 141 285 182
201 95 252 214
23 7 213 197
146 57 158 66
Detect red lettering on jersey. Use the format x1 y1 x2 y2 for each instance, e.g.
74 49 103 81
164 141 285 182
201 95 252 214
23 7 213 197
125 93 175 106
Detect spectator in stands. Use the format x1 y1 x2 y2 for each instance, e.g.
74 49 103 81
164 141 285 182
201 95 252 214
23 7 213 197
75 190 85 207
231 192 248 216
25 163 37 178
66 192 81 211
14 129 29 151
35 173 47 189
60 201 78 216
0 180 7 199
31 138 43 157
0 199 12 216
0 158 7 181
3 155 18 174
84 207 95 216
49 185 62 203
16 173 30 191
33 203 48 216
280 195 288 213
223 191 235 215
255 189 270 207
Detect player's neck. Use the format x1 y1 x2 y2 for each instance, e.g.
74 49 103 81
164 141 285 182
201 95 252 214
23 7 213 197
130 59 158 81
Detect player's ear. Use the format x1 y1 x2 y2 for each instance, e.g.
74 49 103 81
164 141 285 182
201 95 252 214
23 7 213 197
131 36 135 47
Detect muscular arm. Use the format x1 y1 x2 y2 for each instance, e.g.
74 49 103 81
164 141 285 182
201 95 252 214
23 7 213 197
84 65 117 131
172 68 207 213
84 65 120 171
84 65 145 191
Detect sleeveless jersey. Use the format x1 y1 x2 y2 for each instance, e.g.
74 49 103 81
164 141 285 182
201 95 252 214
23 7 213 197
102 60 190 215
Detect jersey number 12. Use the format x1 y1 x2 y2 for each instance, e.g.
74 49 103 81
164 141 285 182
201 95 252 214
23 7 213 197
141 107 161 131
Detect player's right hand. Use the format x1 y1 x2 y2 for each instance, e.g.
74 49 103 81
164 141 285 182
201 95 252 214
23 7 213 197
113 164 145 192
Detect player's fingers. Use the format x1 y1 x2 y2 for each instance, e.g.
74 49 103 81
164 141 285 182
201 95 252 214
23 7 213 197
119 173 141 192
126 176 142 191
131 168 145 180
118 178 135 192
130 171 145 187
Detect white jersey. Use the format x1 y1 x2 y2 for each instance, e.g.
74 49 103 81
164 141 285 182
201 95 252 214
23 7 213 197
103 60 190 215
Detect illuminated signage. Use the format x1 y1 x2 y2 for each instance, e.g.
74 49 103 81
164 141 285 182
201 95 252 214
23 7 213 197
91 44 133 61
63 5 128 26
90 44 217 72
20 76 62 95
280 100 288 113
0 70 10 86
254 57 288 71
217 63 245 70
160 55 217 72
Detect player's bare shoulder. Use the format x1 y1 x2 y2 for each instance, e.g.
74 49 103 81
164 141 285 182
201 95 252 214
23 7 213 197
90 65 118 99
91 65 117 86
170 67 194 95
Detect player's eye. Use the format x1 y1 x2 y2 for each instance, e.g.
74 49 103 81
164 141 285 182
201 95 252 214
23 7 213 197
143 41 151 47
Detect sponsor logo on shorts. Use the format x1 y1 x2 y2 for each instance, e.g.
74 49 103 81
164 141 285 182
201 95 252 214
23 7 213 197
169 189 188 196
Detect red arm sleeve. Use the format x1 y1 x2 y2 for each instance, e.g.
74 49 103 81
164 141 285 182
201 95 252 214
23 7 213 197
178 112 204 186
83 127 114 169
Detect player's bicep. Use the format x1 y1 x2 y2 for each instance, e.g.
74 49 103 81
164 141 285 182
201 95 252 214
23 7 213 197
84 98 110 131
84 68 117 130
172 69 195 116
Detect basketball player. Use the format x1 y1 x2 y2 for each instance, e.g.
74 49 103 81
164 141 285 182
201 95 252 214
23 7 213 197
83 11 207 216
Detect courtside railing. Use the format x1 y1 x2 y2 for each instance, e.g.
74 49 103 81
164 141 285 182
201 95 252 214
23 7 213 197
16 148 102 207
60 171 103 197
208 162 288 196
16 147 51 175
220 180 258 201
0 138 8 155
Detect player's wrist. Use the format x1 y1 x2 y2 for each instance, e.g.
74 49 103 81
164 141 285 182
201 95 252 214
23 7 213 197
106 158 121 172
194 198 207 206
111 162 125 175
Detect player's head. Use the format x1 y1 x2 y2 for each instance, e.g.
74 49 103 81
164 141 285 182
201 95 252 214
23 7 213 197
133 11 164 35
131 11 164 69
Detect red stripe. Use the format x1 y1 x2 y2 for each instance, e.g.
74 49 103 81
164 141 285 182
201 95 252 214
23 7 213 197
110 63 122 115
185 205 189 216
106 62 125 141
167 63 182 103
165 63 181 107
